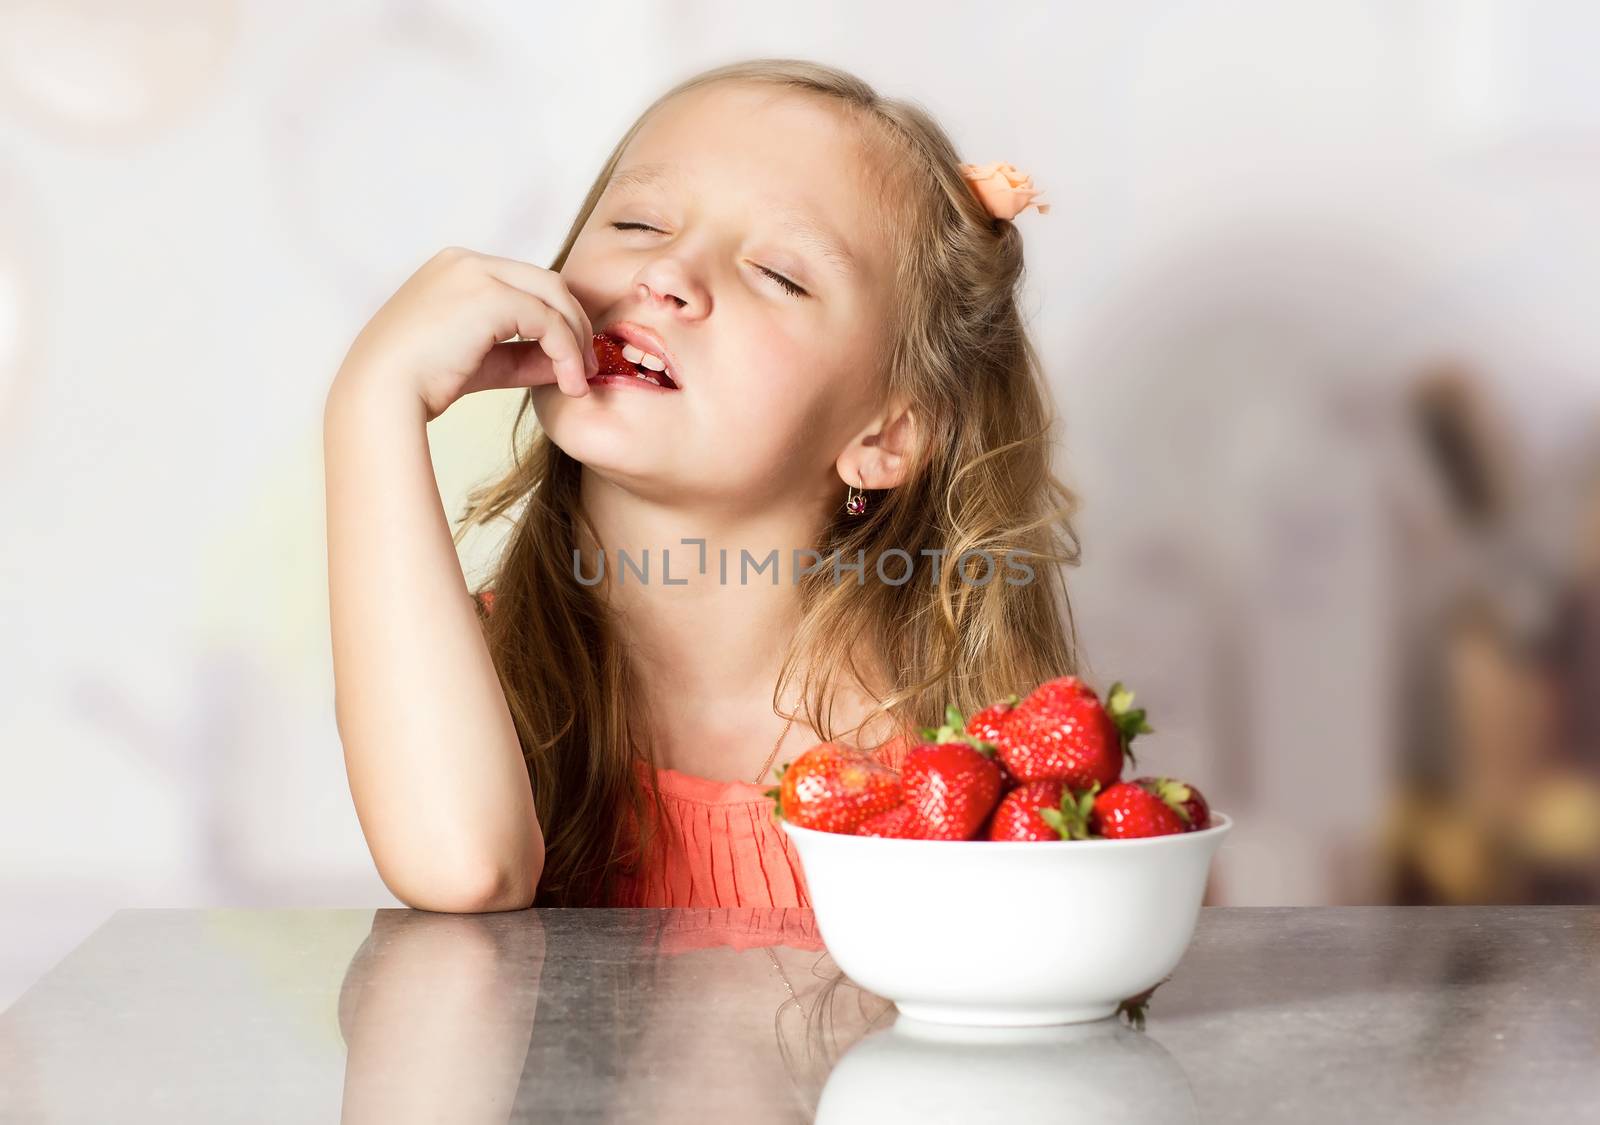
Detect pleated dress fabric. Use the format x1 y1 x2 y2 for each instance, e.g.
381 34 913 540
612 735 910 910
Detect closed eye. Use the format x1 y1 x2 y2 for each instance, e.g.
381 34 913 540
609 221 810 299
754 265 808 298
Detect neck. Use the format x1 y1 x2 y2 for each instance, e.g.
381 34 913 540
577 467 841 775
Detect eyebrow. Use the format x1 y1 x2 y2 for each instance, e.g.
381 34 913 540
603 161 680 195
603 161 859 282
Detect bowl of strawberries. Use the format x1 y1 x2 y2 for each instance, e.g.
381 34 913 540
770 676 1230 1027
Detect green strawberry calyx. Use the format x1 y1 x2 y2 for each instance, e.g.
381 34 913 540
1143 776 1194 825
1104 681 1155 768
919 703 998 758
1116 975 1171 1031
921 695 1022 759
765 761 791 824
1037 782 1100 841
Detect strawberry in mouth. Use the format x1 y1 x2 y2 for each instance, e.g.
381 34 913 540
588 332 680 390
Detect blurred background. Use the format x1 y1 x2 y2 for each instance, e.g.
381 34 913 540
3 0 1599 1008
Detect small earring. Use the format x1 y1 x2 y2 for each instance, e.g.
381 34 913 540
844 478 867 517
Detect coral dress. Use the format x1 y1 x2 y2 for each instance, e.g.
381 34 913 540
474 588 912 909
612 734 911 909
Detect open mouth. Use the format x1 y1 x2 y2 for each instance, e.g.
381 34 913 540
588 332 680 390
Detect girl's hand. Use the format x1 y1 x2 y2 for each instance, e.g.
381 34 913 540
334 245 599 420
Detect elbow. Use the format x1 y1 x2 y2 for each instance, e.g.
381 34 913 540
388 857 541 914
475 859 541 913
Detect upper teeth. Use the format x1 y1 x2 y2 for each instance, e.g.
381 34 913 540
621 342 668 372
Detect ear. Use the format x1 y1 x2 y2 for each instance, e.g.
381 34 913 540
837 397 917 491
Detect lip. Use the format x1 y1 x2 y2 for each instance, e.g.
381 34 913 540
597 321 683 389
585 371 678 393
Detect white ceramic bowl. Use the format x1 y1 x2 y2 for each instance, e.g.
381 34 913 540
782 813 1232 1026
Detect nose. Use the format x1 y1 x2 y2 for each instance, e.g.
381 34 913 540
633 254 708 317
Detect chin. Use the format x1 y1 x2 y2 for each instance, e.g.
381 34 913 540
534 400 676 483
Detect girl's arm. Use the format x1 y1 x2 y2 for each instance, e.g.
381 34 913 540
322 247 598 912
324 377 538 911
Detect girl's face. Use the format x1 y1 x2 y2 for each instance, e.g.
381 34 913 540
536 82 899 521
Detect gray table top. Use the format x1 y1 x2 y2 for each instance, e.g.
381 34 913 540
1 905 1596 1123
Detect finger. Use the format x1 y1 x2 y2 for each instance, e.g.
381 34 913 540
479 256 597 377
469 339 542 394
492 279 590 398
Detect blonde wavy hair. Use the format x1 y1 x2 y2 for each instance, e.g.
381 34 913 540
454 57 1083 906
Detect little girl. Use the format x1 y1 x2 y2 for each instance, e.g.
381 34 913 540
323 57 1081 912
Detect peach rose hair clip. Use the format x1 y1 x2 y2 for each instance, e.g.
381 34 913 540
959 161 1051 222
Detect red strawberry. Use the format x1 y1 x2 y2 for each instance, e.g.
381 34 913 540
985 779 1097 841
589 331 680 388
889 711 1005 840
964 695 1019 745
855 804 922 838
962 696 1020 789
1091 780 1188 839
993 765 1018 795
995 677 1152 789
765 742 904 835
1133 776 1211 831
